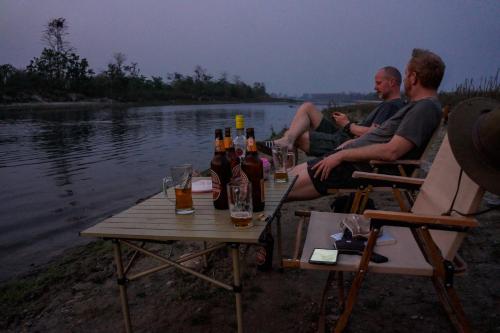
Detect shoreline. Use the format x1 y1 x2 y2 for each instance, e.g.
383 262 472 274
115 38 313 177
0 98 299 111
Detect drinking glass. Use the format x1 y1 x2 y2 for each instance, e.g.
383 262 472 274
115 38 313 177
272 145 289 183
163 164 195 215
227 180 253 228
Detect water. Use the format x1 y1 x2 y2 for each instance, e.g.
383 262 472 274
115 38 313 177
0 102 302 281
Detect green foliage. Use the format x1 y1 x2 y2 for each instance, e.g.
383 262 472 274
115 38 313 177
26 48 93 92
439 69 500 106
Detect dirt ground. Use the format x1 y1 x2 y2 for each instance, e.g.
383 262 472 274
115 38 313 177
1 188 500 333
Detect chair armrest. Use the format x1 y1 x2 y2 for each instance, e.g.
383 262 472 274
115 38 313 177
352 171 425 186
370 159 422 166
363 210 479 229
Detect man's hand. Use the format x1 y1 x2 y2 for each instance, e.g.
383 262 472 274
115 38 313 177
311 152 343 181
332 112 350 127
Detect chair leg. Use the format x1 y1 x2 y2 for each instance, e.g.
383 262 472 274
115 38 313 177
318 271 336 333
432 275 471 333
416 228 471 333
334 229 380 333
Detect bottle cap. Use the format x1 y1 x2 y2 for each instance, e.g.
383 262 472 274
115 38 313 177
235 115 244 129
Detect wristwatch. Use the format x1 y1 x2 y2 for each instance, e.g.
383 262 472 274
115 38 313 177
343 122 353 136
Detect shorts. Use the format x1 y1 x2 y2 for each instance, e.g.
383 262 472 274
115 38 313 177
306 154 372 195
309 118 351 157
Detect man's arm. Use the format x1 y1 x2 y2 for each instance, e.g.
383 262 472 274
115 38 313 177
311 135 414 181
332 112 374 137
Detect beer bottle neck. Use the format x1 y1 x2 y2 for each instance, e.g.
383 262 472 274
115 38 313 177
215 138 225 153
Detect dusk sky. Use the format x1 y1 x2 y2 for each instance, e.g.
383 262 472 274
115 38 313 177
1 0 499 96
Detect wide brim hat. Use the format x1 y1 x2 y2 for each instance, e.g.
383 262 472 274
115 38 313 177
448 97 500 195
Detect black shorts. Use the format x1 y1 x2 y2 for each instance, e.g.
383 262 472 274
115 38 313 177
306 154 372 195
309 118 350 157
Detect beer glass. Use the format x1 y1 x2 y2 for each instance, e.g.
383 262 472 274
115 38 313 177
286 151 296 171
227 180 253 228
163 164 195 215
272 145 289 183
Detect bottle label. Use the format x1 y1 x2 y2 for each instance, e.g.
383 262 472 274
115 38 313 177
232 164 241 179
240 169 250 186
223 137 233 149
210 169 221 201
215 139 225 152
247 137 257 152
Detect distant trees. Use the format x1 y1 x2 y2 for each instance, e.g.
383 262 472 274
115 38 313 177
0 17 270 103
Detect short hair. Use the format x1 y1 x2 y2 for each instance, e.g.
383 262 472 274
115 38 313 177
381 66 402 86
408 49 446 90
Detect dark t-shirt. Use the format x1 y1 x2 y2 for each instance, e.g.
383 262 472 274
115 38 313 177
359 98 405 127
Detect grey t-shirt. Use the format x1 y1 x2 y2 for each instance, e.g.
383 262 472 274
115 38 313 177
359 98 405 127
344 97 442 159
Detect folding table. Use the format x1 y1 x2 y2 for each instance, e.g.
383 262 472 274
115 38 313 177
80 176 296 333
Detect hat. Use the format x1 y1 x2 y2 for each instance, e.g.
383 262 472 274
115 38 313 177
448 97 500 195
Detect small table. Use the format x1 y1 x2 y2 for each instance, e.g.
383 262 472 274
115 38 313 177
80 176 296 333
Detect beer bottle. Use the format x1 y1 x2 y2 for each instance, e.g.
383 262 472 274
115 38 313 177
233 115 246 161
210 129 231 210
241 128 265 212
224 127 241 179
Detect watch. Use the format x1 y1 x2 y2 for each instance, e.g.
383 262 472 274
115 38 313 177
343 122 353 136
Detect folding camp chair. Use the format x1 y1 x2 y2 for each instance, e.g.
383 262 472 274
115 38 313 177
283 134 483 332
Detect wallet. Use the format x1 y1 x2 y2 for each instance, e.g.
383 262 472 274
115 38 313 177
334 229 388 263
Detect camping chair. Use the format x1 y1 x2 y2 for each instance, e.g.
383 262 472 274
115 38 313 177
283 134 483 332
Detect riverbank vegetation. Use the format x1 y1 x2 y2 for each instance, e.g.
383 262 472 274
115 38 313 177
0 18 271 104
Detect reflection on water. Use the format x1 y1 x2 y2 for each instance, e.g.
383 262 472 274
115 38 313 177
0 103 299 280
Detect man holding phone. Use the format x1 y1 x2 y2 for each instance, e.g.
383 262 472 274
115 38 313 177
270 66 404 157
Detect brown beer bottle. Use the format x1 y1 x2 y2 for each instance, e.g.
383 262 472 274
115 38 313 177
210 129 231 209
241 128 265 212
224 127 241 179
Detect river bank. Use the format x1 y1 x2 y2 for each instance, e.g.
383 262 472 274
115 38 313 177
0 97 298 111
1 191 499 332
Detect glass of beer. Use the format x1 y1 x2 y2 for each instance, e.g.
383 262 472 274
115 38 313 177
163 164 195 215
272 145 289 183
227 180 253 228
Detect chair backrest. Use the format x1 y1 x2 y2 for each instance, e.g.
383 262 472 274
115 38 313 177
412 134 484 259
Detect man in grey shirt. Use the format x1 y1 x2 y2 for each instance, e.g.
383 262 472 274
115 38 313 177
287 49 445 200
270 66 404 157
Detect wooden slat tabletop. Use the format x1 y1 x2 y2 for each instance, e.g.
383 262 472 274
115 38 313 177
81 177 295 244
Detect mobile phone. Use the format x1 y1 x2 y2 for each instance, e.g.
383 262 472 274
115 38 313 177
308 248 338 265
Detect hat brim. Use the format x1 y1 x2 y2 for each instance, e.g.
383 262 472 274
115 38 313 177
448 97 500 195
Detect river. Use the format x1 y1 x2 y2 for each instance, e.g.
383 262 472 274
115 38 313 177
0 102 312 281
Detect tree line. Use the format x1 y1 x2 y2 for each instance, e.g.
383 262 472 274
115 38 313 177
0 18 270 104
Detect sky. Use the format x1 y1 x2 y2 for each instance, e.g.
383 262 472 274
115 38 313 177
1 0 499 96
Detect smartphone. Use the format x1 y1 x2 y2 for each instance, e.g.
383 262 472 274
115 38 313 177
308 248 338 265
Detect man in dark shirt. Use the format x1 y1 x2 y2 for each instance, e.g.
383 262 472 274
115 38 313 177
287 49 445 201
272 66 404 157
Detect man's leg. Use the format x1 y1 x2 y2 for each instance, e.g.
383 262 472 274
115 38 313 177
274 102 324 152
286 162 322 201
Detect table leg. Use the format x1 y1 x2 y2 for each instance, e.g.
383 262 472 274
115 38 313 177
113 240 132 333
230 244 243 333
276 209 284 272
